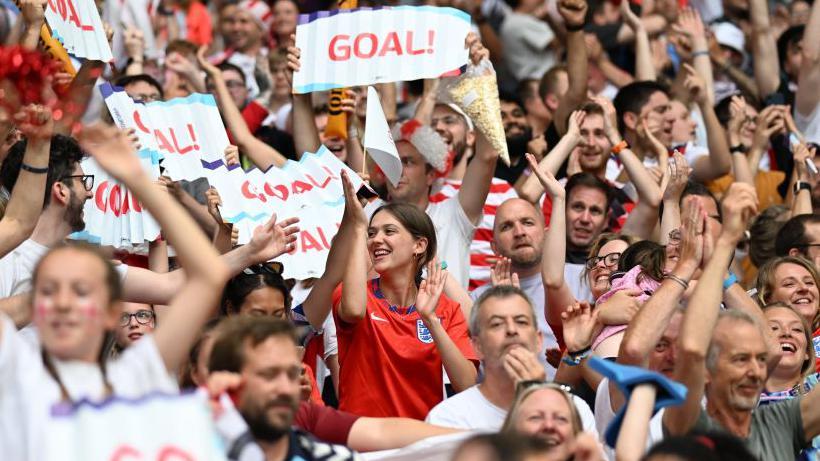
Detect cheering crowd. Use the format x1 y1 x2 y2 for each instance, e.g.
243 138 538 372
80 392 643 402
1 0 820 459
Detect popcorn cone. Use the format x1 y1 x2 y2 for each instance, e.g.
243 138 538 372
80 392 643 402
439 61 510 166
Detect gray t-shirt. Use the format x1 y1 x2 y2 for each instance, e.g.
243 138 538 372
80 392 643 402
670 399 806 461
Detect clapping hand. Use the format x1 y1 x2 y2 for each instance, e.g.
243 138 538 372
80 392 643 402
416 258 448 321
491 256 520 288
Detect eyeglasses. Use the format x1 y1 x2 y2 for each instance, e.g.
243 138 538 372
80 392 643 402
585 252 621 270
131 93 161 103
119 309 155 327
795 243 820 249
243 261 284 276
224 80 246 89
61 174 94 192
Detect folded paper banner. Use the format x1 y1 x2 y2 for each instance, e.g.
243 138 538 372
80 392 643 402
46 390 227 461
364 86 402 186
227 146 368 280
94 84 368 278
293 6 471 94
43 0 113 62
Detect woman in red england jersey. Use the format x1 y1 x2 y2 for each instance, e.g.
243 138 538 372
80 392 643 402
308 172 478 419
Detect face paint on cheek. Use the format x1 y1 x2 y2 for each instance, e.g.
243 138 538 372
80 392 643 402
33 299 54 323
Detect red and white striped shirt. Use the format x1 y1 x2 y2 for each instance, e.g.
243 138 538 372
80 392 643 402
429 178 519 291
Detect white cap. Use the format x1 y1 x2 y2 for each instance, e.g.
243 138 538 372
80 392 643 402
711 21 745 54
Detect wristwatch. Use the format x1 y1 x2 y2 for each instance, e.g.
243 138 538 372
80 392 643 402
562 347 592 367
794 181 811 195
730 144 748 155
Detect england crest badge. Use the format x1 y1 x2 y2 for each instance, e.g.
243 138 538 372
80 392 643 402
416 319 434 344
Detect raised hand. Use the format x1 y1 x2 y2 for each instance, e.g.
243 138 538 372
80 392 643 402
526 153 565 199
503 346 546 383
565 109 587 143
157 176 183 200
13 104 53 142
727 95 748 146
78 124 143 182
166 52 200 80
558 0 588 29
416 258 448 321
285 35 301 88
751 105 784 152
673 8 706 43
20 0 47 27
681 63 707 106
677 195 706 273
206 186 224 224
491 256 520 288
793 142 817 179
719 183 758 244
620 0 643 31
196 45 220 77
245 213 300 263
639 116 667 158
561 301 600 353
224 144 240 167
123 26 145 61
340 170 367 229
465 32 489 65
662 151 691 202
590 96 620 144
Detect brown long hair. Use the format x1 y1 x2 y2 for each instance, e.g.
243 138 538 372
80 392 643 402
370 203 437 286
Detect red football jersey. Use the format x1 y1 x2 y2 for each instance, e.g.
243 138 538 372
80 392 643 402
332 279 478 419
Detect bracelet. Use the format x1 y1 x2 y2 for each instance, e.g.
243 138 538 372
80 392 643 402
348 127 359 139
730 144 748 155
723 272 738 291
692 50 709 58
794 181 811 195
562 347 592 367
565 22 585 32
664 273 689 290
611 140 629 155
20 163 49 174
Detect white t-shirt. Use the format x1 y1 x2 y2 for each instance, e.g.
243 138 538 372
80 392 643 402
0 239 49 297
426 198 479 289
425 384 599 437
0 239 129 298
471 273 559 379
594 378 665 458
795 103 820 146
0 314 179 460
565 262 594 303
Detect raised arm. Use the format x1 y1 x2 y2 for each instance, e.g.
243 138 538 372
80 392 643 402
673 9 714 106
19 0 45 51
286 39 322 157
80 125 230 371
196 46 287 170
615 384 658 461
795 0 820 118
682 64 731 182
457 37 497 224
726 96 754 185
621 0 656 82
663 184 758 435
527 154 576 330
749 0 781 98
518 111 585 202
302 172 368 327
0 105 51 258
658 152 689 244
336 172 369 324
553 0 588 135
790 143 816 217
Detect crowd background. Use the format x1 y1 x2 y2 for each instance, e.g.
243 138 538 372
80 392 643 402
0 0 820 460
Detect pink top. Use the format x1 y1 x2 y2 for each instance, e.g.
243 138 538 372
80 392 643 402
592 265 661 351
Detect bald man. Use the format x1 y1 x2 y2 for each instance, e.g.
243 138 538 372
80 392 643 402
470 198 558 377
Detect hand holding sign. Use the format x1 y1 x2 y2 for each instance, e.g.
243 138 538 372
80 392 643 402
293 6 471 93
438 34 509 165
